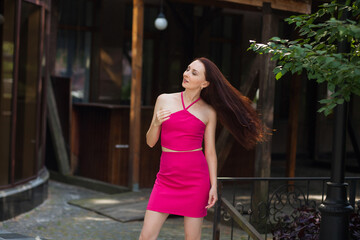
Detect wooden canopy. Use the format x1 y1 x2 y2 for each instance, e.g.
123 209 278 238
221 0 311 14
174 0 312 14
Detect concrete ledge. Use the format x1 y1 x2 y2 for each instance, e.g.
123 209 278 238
49 171 129 194
0 168 49 221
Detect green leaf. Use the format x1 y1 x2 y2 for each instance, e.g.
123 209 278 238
247 1 360 117
319 98 332 104
337 98 344 104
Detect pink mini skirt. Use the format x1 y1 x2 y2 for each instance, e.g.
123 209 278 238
147 151 210 218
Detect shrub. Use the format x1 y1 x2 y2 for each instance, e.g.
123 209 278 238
272 205 360 240
272 206 320 240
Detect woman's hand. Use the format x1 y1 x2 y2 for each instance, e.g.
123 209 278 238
206 186 218 209
154 109 171 126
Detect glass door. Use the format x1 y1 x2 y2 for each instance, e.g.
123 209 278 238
13 1 42 182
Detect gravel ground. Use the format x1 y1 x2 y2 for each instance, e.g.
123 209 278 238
0 180 247 240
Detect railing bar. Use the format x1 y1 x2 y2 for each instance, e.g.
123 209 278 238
231 182 235 240
265 179 271 240
221 197 264 240
249 180 255 231
217 177 360 182
322 180 325 203
213 181 222 240
349 179 356 208
306 180 310 204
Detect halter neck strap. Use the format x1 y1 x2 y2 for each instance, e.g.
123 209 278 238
181 92 201 110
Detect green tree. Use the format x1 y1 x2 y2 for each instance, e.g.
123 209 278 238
248 0 360 116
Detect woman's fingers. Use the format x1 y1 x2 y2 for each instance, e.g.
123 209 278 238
205 192 218 209
155 109 172 125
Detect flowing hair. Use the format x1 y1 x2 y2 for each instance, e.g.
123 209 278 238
197 57 266 149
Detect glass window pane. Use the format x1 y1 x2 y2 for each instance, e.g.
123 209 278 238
55 0 93 103
55 29 91 102
14 1 41 182
58 0 93 27
0 0 15 185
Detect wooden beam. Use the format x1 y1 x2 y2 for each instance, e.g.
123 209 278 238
129 0 144 191
251 2 278 230
171 0 311 14
255 2 278 180
47 77 71 175
286 74 301 178
219 0 311 14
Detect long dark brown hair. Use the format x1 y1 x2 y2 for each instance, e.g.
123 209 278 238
197 57 266 149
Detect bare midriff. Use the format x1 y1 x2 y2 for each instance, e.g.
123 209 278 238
162 146 203 152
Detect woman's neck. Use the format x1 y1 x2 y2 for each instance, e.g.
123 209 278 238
183 89 201 103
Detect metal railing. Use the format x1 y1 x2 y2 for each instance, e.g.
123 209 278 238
212 177 360 240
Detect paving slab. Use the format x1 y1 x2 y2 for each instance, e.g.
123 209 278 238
0 229 46 240
68 191 150 222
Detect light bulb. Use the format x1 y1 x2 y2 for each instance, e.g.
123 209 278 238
154 13 168 31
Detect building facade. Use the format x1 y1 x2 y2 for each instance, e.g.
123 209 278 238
0 0 50 220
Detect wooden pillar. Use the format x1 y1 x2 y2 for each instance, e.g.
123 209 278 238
251 2 278 230
254 2 278 179
254 2 278 178
286 74 301 178
129 0 144 191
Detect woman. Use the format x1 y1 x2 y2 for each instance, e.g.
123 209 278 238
139 57 265 240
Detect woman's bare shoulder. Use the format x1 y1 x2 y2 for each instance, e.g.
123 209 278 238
156 92 180 106
201 100 215 114
157 92 180 100
207 105 217 120
199 100 216 122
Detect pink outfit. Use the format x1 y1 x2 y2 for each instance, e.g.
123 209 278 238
147 92 211 218
161 92 206 151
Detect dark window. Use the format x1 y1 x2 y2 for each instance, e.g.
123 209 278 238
0 0 15 185
55 0 94 103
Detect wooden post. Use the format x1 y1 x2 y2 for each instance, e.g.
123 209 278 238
251 2 278 231
286 74 301 178
254 2 277 179
47 78 71 175
129 0 144 191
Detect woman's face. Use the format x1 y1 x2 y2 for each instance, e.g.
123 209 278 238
182 60 209 90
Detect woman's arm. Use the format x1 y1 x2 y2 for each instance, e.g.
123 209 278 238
204 107 218 209
146 94 171 148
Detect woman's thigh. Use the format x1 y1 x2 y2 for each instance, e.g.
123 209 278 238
139 210 169 240
184 216 203 240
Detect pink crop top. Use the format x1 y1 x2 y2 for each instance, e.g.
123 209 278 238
161 92 206 151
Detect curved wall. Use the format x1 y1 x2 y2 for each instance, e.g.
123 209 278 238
0 0 50 220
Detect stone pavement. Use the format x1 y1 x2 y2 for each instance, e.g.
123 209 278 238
0 158 358 240
0 180 247 240
0 229 46 240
